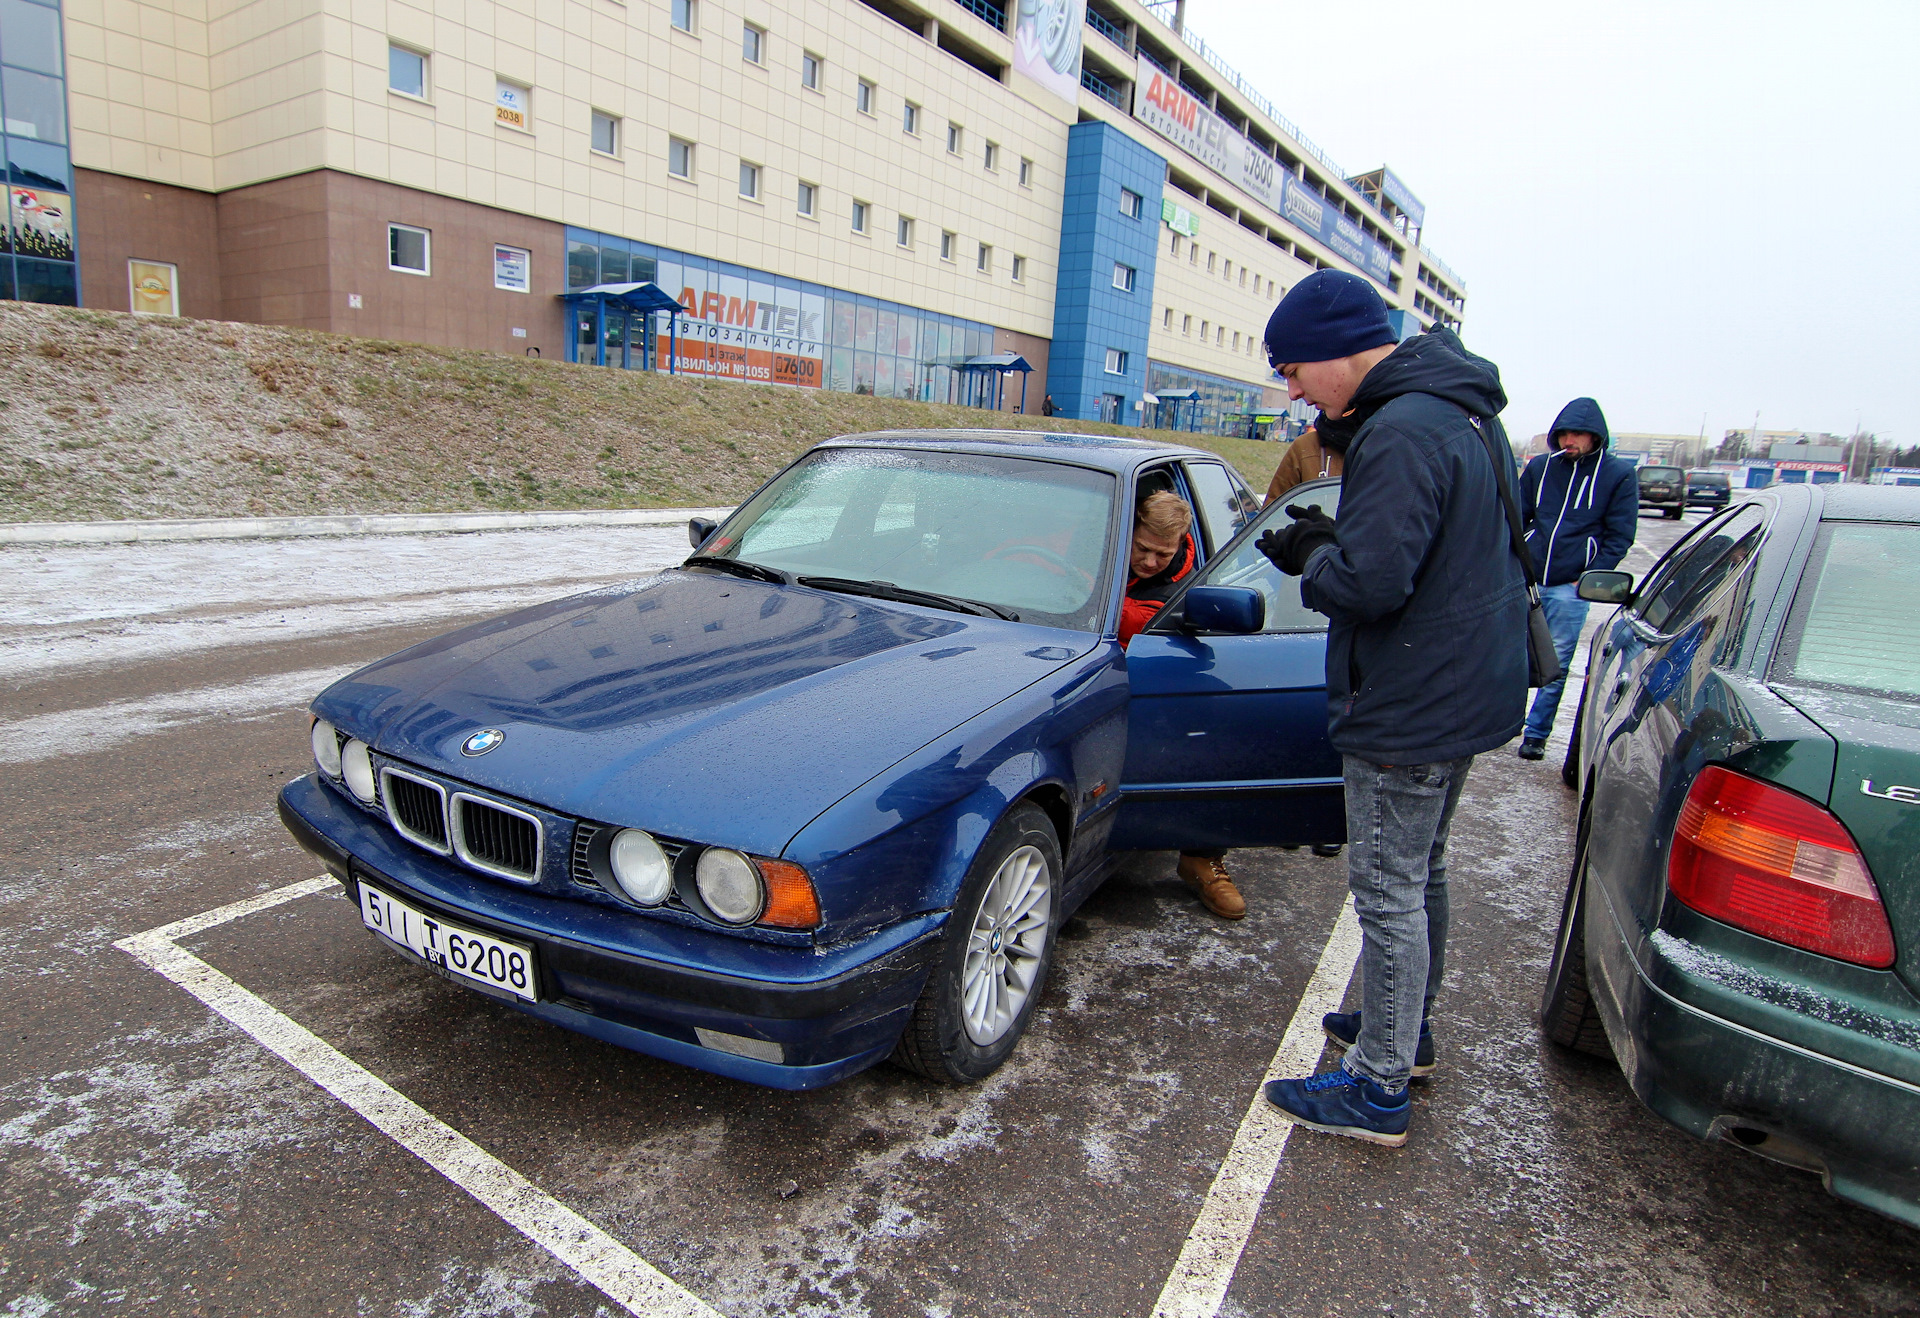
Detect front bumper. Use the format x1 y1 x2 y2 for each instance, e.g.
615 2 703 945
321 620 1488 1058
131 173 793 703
1592 912 1920 1227
278 774 943 1089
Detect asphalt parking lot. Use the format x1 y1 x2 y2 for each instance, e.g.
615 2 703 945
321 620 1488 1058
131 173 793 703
6 505 1919 1317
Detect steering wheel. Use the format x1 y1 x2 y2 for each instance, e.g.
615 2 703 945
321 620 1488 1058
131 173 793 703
983 543 1093 584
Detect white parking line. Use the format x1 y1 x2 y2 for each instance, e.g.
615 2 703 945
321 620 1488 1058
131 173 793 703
116 878 722 1318
1152 899 1363 1318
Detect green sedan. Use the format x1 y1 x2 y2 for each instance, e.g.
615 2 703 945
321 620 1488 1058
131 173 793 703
1544 483 1920 1227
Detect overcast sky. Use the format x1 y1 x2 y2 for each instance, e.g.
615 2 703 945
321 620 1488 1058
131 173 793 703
1190 0 1918 449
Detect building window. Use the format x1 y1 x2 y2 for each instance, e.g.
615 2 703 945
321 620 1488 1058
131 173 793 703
1216 326 1225 345
1189 244 1198 265
857 79 874 114
852 200 869 232
1222 259 1231 281
1240 268 1249 288
668 137 693 178
493 244 531 292
388 223 430 274
1019 158 1033 187
1169 233 1181 256
590 111 619 155
801 52 822 89
1104 348 1127 375
742 23 764 63
897 216 913 247
388 44 427 98
1206 251 1216 272
1200 320 1209 339
940 230 955 261
976 243 991 273
1011 254 1025 282
671 0 695 32
1112 262 1135 292
1232 330 1241 350
983 141 998 171
1181 315 1191 334
1119 187 1142 218
902 102 919 134
495 79 530 130
946 123 962 154
128 260 179 316
797 181 817 216
1162 307 1173 328
738 161 760 199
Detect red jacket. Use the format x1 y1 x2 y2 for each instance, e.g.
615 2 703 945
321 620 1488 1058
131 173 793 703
1119 533 1197 644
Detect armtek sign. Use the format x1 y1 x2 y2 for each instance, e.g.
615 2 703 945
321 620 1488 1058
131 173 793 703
671 279 825 387
1136 69 1233 174
1132 58 1395 289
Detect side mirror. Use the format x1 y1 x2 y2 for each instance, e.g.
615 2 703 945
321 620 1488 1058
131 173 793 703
1182 585 1265 634
1577 569 1634 605
688 517 718 550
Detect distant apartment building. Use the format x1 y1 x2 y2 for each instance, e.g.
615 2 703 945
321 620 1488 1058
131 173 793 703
5 0 1467 430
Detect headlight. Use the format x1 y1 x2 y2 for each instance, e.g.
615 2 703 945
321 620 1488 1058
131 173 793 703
608 829 672 906
695 848 764 924
311 719 342 777
341 739 377 803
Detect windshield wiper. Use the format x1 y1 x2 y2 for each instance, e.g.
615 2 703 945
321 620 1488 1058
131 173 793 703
682 555 791 585
796 576 1018 621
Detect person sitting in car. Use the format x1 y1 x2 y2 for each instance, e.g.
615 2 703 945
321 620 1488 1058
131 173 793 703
1119 492 1247 921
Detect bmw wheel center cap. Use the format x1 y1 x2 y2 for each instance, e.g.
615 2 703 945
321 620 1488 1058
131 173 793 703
461 728 506 757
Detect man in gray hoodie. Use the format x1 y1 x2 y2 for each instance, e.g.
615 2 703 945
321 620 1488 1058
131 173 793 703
1515 397 1639 760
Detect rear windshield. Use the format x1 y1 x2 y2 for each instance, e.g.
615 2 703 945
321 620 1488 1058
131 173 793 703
1777 523 1920 700
1690 472 1730 488
1640 466 1684 482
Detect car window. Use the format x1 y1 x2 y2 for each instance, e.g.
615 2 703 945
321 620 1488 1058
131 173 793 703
717 448 1117 631
1690 472 1729 488
1634 505 1766 634
1161 477 1342 633
1183 461 1260 555
1640 466 1683 484
1775 522 1920 701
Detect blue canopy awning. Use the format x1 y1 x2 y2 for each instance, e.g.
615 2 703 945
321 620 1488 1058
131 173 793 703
559 281 686 315
959 352 1033 374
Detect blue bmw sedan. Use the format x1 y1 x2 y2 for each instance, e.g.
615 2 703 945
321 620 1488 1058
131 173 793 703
278 430 1346 1088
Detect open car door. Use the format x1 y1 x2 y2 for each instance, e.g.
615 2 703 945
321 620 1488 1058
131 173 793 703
1110 478 1344 850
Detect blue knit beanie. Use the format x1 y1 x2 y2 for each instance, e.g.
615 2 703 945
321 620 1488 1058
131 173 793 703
1262 271 1396 366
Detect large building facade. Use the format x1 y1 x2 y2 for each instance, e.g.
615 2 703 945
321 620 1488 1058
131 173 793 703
10 0 1468 430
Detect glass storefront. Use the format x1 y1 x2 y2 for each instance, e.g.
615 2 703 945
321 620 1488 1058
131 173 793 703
564 227 995 402
1145 360 1276 437
1 0 77 304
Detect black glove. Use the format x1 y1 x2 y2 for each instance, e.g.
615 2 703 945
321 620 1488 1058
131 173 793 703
1255 504 1339 577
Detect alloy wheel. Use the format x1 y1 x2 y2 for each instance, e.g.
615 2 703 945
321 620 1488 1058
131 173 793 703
960 844 1053 1045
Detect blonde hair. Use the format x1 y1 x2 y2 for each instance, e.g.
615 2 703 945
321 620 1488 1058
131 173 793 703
1136 490 1192 540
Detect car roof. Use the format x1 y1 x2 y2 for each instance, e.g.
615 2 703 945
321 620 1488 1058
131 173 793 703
816 428 1221 474
1819 484 1920 523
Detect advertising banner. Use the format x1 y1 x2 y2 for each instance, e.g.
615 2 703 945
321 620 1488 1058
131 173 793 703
493 245 530 293
8 186 72 261
495 81 528 130
128 260 179 316
1379 169 1425 228
1161 198 1199 237
1012 0 1086 107
1135 67 1233 174
1131 58 1395 289
671 273 826 387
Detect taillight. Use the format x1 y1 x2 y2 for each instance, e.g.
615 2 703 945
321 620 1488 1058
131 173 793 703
1669 766 1895 968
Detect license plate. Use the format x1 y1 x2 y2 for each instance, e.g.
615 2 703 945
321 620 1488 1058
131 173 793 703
359 882 538 1002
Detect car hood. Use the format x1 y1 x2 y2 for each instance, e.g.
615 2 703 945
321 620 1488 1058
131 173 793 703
312 570 1090 857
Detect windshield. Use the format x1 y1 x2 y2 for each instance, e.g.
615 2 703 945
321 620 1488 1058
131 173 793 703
1690 473 1729 488
1777 523 1920 701
1641 467 1683 482
702 447 1117 631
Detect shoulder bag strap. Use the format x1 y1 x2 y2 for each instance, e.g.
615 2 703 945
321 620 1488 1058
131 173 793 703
1468 415 1541 593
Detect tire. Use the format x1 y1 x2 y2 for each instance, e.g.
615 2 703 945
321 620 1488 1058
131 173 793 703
1541 823 1615 1060
1560 687 1584 791
1666 507 1682 520
891 802 1061 1084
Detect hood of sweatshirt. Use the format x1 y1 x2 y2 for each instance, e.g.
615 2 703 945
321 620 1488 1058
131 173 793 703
1548 397 1610 450
1345 328 1509 428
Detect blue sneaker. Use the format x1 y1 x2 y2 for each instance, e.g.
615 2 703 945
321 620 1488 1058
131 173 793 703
1263 1064 1411 1147
1322 1010 1436 1078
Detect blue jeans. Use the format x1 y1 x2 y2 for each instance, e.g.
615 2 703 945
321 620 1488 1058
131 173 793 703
1342 754 1474 1094
1522 583 1590 743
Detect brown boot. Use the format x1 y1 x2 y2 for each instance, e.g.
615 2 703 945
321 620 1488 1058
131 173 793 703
1177 853 1246 920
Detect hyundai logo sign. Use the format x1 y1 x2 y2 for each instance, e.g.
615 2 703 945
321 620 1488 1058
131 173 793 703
461 728 506 757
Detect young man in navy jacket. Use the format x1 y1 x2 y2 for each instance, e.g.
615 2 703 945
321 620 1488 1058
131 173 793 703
1514 398 1638 761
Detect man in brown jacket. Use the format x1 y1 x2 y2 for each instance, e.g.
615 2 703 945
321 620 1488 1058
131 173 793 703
1264 425 1344 506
